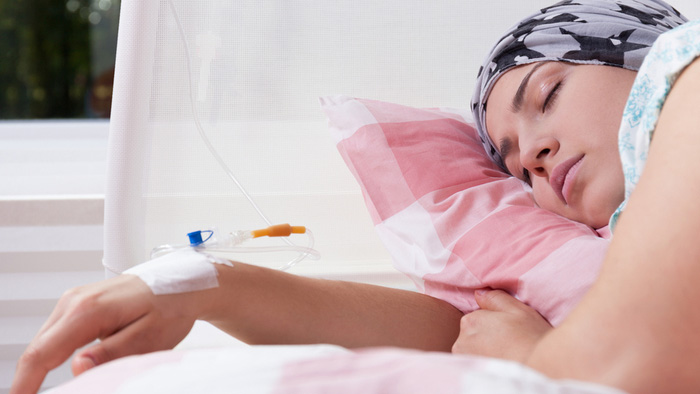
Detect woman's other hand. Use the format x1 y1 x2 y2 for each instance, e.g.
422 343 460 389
452 289 552 363
10 274 198 394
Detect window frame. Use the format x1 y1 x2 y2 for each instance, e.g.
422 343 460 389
0 120 109 198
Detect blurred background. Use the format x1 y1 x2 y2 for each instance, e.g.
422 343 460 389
1 0 698 121
0 0 119 119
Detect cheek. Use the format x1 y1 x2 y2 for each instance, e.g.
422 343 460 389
576 71 633 140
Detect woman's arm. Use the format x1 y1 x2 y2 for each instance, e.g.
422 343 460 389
526 58 700 394
11 261 461 394
201 262 461 349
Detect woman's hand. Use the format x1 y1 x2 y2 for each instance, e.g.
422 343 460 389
10 274 199 394
452 289 552 363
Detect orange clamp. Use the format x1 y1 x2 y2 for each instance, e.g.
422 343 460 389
251 224 306 238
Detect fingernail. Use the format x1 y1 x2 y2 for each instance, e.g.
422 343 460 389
78 356 96 372
475 288 488 296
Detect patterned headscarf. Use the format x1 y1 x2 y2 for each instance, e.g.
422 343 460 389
471 0 687 171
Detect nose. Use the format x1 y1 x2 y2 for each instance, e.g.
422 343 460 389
520 135 558 178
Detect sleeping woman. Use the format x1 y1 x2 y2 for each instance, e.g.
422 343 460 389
11 0 700 393
452 0 700 393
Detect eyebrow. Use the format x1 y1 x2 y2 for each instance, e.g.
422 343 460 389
511 62 547 113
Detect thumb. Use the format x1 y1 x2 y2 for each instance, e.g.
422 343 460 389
71 312 194 376
70 314 151 376
71 352 98 376
70 335 130 376
474 289 524 312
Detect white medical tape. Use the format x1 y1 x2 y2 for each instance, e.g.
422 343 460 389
124 248 232 295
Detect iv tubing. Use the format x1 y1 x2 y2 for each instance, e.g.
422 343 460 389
167 1 272 226
166 1 315 268
150 229 320 263
205 229 320 261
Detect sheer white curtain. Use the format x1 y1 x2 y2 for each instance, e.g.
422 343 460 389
104 0 566 281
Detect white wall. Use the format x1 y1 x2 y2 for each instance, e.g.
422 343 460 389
673 0 700 19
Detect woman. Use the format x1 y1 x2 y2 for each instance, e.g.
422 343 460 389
453 1 700 393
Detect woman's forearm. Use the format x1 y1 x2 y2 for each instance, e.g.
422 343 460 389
196 262 462 351
10 259 461 394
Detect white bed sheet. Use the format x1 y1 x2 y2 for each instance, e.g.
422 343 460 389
46 344 625 394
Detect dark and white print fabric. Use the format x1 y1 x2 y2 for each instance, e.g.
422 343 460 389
471 0 687 171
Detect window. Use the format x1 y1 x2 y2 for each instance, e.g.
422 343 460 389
0 0 120 119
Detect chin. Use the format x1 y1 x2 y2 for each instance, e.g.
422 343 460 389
582 208 616 230
559 206 610 229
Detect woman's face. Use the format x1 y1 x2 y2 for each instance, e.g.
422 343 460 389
485 62 636 229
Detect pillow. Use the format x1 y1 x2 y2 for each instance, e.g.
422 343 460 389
320 95 610 326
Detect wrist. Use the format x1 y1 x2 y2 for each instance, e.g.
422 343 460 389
189 262 236 321
126 260 234 323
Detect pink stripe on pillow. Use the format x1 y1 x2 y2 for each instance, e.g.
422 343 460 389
337 123 416 222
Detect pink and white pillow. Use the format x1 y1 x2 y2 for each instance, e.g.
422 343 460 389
321 95 609 325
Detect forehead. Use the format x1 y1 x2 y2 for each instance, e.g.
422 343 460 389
484 63 539 143
488 63 540 108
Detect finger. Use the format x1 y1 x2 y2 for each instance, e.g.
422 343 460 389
474 288 526 312
71 314 152 376
458 310 490 337
12 319 102 394
452 336 469 354
13 322 107 394
454 311 494 355
459 311 481 329
14 307 144 394
25 287 82 345
71 311 194 376
10 304 74 393
12 277 149 393
11 347 47 394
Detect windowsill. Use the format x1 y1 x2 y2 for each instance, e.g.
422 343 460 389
0 120 109 198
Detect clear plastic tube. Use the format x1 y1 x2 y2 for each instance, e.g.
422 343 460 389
166 1 317 269
167 0 271 226
205 229 321 271
150 228 319 270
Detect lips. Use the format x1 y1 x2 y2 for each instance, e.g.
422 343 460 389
550 155 584 204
